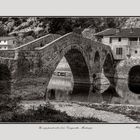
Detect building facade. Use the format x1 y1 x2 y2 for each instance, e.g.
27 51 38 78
95 28 140 60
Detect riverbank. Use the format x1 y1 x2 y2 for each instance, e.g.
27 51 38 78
0 100 139 123
50 101 137 123
21 100 138 123
0 101 103 122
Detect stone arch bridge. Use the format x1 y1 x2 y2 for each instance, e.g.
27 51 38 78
0 32 137 104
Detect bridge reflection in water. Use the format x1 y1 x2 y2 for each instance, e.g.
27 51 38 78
47 75 90 102
47 76 140 104
47 57 140 105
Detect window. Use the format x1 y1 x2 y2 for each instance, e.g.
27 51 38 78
135 50 138 54
116 48 123 55
109 38 112 43
118 38 121 42
129 37 138 45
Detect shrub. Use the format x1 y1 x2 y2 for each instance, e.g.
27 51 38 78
0 95 21 121
1 103 103 122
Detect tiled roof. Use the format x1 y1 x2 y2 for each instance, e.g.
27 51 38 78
95 28 140 37
94 28 117 36
0 36 16 40
113 28 140 37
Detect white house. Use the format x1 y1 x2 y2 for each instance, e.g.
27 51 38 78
95 28 140 60
0 36 16 50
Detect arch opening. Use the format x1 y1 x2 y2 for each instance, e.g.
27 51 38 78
103 53 115 84
94 51 100 74
128 65 140 94
102 53 118 99
0 64 11 95
47 48 91 102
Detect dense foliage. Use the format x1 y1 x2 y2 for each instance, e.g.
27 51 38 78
0 17 129 38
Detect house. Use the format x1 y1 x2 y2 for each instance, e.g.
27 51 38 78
0 36 16 50
94 28 140 60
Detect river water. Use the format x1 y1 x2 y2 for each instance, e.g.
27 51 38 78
47 76 140 105
47 57 140 105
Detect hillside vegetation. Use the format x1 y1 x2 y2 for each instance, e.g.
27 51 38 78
0 17 140 46
0 17 130 40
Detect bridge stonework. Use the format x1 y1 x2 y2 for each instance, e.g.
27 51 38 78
114 58 140 104
0 32 129 103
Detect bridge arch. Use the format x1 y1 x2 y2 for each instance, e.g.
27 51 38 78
103 53 115 82
128 65 140 94
64 48 90 84
36 33 92 100
99 53 119 102
43 44 91 101
115 58 140 104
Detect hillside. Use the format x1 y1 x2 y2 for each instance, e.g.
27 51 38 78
0 17 140 45
0 17 127 35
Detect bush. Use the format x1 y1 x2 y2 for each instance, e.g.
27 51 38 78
0 95 22 121
1 104 103 122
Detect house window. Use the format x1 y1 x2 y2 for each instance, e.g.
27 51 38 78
116 48 123 55
135 50 138 54
129 37 138 45
109 38 112 43
118 38 121 42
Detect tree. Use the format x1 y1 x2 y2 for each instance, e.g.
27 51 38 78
0 22 7 36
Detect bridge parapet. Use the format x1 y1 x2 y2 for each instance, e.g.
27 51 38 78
0 34 61 59
36 32 92 53
15 34 61 51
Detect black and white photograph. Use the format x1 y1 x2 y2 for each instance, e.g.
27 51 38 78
1 0 140 140
1 16 140 123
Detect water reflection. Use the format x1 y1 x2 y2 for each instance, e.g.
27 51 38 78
116 78 140 105
47 74 140 105
47 57 90 102
47 57 140 105
47 74 90 102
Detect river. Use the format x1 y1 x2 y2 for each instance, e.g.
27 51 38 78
46 57 140 105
